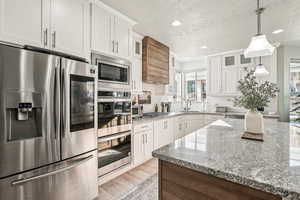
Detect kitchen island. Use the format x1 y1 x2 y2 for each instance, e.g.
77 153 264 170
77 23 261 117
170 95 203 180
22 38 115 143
152 118 300 200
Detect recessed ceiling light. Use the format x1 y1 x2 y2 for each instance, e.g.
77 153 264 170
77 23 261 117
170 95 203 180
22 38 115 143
272 29 284 34
171 20 181 27
201 46 208 49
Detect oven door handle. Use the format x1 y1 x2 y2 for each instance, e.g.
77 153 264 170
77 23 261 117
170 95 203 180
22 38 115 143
98 131 131 142
98 99 131 102
11 155 94 186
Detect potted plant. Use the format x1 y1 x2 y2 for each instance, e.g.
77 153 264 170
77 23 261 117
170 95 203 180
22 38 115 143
234 70 279 134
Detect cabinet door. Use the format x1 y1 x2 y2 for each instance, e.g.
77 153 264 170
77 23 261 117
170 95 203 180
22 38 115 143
174 117 184 140
144 130 154 160
222 67 239 94
154 120 163 149
154 119 167 149
132 58 143 93
133 35 142 58
51 0 89 58
114 16 131 58
0 0 47 47
166 118 174 143
91 2 113 55
133 133 144 165
208 56 222 94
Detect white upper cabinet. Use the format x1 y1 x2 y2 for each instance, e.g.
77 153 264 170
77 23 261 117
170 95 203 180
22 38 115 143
207 49 277 96
132 58 143 93
133 34 142 59
51 0 89 58
131 32 143 93
91 2 113 55
114 16 131 58
91 0 135 59
0 0 89 59
165 52 176 95
0 0 48 48
222 67 239 94
207 56 222 95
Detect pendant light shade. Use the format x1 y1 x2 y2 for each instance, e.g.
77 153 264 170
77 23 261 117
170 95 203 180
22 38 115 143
254 63 269 76
244 34 275 58
244 0 275 58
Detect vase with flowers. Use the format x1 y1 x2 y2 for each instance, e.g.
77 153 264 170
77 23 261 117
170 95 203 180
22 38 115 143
234 70 279 134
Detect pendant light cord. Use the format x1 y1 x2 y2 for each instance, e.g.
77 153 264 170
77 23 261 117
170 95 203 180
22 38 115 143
259 56 262 65
256 0 265 36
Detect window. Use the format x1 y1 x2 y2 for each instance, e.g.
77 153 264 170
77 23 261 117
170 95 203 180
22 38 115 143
185 72 196 100
183 71 207 102
196 71 206 101
224 56 235 66
240 54 251 65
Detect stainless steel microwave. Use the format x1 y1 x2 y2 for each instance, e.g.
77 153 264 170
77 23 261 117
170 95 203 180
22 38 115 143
92 53 131 86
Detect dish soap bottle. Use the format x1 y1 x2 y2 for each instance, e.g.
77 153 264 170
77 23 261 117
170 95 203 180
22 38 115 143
155 104 158 112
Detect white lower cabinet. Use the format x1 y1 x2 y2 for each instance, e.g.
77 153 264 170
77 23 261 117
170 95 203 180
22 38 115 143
154 118 174 149
133 122 154 166
174 116 185 140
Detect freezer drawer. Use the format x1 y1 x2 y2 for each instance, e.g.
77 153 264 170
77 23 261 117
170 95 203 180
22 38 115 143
0 151 98 200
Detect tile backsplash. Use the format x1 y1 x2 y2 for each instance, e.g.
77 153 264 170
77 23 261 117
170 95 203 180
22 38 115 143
134 83 175 113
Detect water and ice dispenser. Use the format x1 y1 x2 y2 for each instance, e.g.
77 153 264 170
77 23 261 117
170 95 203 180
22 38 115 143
5 91 42 141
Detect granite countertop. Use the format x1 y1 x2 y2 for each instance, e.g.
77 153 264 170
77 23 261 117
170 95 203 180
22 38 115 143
133 111 279 125
152 118 300 200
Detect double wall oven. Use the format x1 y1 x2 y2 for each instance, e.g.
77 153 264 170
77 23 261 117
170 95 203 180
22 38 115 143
92 53 132 177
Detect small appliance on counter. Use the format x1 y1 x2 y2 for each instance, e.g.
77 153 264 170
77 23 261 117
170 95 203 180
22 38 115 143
216 106 228 113
161 102 172 113
138 91 151 104
132 104 143 119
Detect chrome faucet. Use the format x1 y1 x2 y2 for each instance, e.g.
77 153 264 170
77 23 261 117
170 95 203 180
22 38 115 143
183 99 192 112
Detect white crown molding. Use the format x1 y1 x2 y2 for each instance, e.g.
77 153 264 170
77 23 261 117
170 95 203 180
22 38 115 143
133 31 144 40
95 0 137 25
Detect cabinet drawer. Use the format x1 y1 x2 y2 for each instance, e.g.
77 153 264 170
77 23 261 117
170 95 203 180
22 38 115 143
134 122 153 134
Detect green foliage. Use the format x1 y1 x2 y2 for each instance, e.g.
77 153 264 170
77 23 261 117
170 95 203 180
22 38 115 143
233 70 279 111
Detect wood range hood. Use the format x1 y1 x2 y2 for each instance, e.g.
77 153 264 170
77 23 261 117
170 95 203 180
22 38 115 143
142 36 170 85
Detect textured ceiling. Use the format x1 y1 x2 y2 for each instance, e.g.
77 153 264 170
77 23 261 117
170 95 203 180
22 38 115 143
100 0 300 59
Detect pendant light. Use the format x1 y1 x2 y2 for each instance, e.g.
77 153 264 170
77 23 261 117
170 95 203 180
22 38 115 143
244 0 275 58
254 57 269 76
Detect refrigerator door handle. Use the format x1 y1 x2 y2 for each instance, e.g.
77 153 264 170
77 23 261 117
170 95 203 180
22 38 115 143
61 66 66 138
11 155 94 186
54 64 61 139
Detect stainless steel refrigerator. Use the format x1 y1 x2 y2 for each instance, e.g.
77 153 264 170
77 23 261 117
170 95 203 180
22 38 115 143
0 44 98 200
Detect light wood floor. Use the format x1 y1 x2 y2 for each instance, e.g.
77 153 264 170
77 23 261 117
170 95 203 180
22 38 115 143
98 159 158 200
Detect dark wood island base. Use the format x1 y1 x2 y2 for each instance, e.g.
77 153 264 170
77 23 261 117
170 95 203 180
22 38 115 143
158 160 281 200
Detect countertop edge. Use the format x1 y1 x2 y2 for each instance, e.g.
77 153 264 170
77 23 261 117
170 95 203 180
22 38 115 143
133 112 279 125
152 151 300 199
